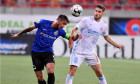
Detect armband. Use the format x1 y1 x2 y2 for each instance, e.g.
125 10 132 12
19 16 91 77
65 33 70 39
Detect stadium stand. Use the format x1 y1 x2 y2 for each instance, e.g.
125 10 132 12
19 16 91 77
123 0 140 10
0 0 140 10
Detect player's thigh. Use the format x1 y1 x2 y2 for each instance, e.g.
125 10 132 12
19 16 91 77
43 52 55 65
42 52 55 73
90 63 101 72
90 64 103 77
85 53 100 66
31 51 44 71
69 52 85 67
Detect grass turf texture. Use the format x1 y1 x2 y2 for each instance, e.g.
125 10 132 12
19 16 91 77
1 55 140 84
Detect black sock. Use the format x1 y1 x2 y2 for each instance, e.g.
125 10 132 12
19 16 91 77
48 73 55 84
38 80 46 84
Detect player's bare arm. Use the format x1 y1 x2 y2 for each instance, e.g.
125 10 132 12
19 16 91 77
72 33 82 41
69 27 82 48
68 34 82 48
104 35 124 49
11 25 35 38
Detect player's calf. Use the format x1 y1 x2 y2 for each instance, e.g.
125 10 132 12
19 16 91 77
95 70 103 77
69 65 77 76
38 80 46 84
65 66 77 84
47 73 55 84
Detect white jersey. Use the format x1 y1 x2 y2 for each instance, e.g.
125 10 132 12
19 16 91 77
72 16 108 54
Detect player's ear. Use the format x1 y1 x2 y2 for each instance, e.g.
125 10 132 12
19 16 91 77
57 18 60 21
58 18 63 21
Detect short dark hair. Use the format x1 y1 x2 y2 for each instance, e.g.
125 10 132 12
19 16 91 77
57 14 70 23
96 4 106 12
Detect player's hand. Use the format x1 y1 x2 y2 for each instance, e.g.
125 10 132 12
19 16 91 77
117 44 124 50
77 33 82 39
11 34 19 38
69 36 74 48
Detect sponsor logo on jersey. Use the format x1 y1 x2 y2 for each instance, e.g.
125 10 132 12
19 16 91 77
40 32 56 39
87 29 100 40
88 29 100 36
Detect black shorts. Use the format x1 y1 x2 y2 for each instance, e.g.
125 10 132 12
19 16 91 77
31 51 55 71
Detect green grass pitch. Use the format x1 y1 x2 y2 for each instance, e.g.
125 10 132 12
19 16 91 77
1 55 140 84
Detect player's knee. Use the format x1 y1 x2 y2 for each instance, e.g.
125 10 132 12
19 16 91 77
48 70 54 74
37 76 44 81
69 70 76 76
47 68 54 74
69 66 77 76
46 63 55 74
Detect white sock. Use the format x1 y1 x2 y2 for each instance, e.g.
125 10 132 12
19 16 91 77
65 74 74 84
98 75 107 84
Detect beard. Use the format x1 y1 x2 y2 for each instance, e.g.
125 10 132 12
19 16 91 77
94 15 101 21
54 23 59 29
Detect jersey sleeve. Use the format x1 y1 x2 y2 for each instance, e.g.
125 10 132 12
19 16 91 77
65 33 70 39
75 17 87 30
102 24 108 36
34 19 44 28
59 29 70 39
34 21 40 28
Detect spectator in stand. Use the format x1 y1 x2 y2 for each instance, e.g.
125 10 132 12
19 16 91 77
5 0 16 7
50 0 60 8
118 0 128 4
17 0 28 7
1 0 6 6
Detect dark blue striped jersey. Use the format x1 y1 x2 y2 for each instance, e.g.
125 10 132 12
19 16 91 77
32 19 69 52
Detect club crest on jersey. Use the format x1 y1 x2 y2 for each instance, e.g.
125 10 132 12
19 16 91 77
54 31 58 35
100 27 103 31
90 24 92 26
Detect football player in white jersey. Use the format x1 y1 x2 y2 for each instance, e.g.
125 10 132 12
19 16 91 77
65 4 124 84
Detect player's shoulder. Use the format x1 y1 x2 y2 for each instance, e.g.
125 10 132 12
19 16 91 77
40 19 52 23
80 16 90 22
83 16 90 20
100 19 107 28
83 16 95 21
57 28 66 35
59 28 65 32
100 19 106 24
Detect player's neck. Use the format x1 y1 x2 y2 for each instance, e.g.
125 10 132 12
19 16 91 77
94 18 101 22
51 21 58 29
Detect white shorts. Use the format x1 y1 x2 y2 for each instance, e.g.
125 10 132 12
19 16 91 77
69 52 100 67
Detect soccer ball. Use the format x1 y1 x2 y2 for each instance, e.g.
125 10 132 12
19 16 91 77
70 4 83 17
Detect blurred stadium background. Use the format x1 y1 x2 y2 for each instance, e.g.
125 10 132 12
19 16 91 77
0 0 140 84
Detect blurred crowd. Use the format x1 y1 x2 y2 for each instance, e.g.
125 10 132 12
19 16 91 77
1 0 140 10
